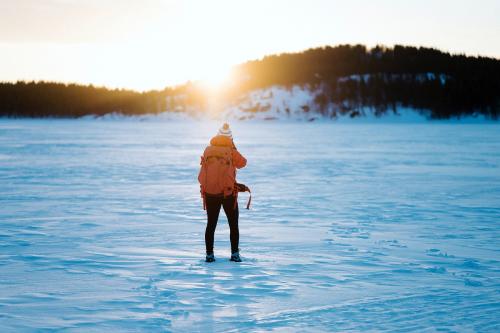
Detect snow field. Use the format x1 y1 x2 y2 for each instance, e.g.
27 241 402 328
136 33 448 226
0 120 499 332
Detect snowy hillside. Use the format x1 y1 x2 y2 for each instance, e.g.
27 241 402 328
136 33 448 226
221 84 431 122
82 84 491 123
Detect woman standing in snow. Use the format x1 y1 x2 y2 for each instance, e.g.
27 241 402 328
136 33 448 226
198 123 247 262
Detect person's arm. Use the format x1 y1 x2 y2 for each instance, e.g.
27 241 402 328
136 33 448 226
232 149 247 169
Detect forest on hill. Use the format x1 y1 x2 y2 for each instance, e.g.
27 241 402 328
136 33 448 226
1 44 499 119
235 44 500 119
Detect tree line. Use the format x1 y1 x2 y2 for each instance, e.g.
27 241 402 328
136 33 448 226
0 81 172 118
1 44 499 118
234 44 500 119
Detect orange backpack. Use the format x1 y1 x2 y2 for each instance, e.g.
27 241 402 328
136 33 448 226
198 145 235 197
198 146 252 210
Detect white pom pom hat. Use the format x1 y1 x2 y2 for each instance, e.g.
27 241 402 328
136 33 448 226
218 123 232 139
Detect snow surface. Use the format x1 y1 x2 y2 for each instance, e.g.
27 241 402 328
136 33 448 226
1 119 500 332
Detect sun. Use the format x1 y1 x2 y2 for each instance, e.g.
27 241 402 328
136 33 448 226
198 62 234 90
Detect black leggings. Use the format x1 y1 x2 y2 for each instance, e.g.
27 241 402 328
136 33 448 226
205 194 239 254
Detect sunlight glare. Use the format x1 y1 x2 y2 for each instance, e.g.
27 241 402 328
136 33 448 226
198 62 234 90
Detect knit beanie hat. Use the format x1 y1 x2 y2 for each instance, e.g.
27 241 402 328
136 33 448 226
218 123 232 139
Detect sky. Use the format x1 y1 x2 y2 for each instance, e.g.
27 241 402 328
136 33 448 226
1 0 499 91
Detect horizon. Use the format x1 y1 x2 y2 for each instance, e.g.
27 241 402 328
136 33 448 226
1 0 499 91
4 43 498 93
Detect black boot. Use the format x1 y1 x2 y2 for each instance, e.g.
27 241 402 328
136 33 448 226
206 253 215 263
230 251 241 262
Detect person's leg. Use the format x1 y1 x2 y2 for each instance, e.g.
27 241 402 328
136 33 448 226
222 195 239 254
205 196 222 254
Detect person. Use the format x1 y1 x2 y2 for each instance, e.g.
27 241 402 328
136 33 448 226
198 123 247 263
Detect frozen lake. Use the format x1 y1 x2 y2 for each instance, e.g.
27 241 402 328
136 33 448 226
1 119 499 332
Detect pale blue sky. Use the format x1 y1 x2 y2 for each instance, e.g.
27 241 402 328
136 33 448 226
1 0 499 90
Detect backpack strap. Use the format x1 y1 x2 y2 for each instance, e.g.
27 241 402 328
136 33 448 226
201 186 206 210
233 185 238 209
234 183 252 210
246 189 252 210
200 155 207 210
